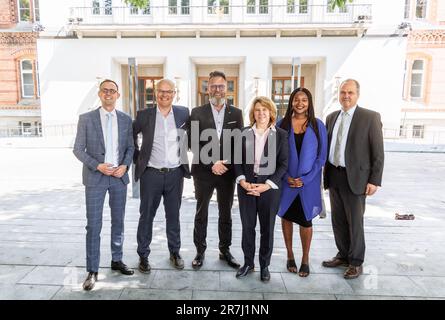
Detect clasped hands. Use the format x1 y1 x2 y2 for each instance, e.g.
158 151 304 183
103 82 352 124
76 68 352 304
212 160 229 176
287 176 304 188
240 180 270 197
97 163 127 178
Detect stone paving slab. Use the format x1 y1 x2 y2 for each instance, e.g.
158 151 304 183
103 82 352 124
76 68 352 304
1 149 445 300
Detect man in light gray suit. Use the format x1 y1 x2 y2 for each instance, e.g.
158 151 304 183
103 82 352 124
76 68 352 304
322 79 384 279
73 79 135 291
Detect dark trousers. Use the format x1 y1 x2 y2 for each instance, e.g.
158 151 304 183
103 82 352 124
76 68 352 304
327 164 366 266
137 167 184 258
85 179 127 273
193 174 235 254
237 184 280 269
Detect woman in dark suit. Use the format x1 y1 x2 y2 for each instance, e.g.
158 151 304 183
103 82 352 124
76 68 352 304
277 88 327 277
234 96 288 282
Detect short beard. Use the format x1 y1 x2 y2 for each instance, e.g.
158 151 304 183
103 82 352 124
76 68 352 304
210 96 225 106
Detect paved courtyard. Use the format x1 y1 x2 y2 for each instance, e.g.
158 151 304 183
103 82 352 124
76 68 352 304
0 146 444 300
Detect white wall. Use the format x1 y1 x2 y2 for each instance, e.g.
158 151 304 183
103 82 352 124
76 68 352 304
38 35 406 131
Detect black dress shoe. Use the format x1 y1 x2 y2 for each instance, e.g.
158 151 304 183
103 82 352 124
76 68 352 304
139 257 151 274
219 251 240 268
82 272 98 291
192 253 205 269
111 260 134 275
236 265 254 278
170 252 184 270
260 267 270 282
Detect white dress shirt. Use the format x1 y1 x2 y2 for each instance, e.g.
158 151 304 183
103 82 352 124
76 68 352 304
148 106 181 169
236 124 278 190
99 107 119 167
328 105 357 167
210 103 226 139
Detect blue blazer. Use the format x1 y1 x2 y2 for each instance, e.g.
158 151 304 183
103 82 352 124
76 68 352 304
73 107 134 187
277 118 327 221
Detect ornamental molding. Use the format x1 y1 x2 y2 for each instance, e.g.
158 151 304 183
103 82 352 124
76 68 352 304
0 32 37 45
408 30 445 47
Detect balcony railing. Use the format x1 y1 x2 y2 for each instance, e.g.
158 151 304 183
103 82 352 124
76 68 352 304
68 4 372 26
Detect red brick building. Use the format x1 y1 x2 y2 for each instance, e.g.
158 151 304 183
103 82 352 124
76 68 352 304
0 0 41 136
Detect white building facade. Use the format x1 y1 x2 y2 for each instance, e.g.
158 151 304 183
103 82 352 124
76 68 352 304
37 0 407 133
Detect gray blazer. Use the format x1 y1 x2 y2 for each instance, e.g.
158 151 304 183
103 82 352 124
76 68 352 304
324 106 384 195
73 107 135 187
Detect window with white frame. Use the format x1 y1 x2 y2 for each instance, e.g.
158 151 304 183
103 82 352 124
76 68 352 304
92 0 112 15
247 0 269 14
18 0 38 22
208 0 229 15
416 0 427 19
287 0 308 14
410 59 424 98
168 0 190 15
20 60 35 98
404 0 410 19
327 0 348 13
412 125 424 138
129 0 150 15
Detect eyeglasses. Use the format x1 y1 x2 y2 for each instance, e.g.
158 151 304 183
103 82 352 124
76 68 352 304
157 90 175 95
100 88 117 95
208 84 226 91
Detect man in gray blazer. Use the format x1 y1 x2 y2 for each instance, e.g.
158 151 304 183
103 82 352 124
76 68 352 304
73 79 135 291
322 79 384 279
133 79 190 273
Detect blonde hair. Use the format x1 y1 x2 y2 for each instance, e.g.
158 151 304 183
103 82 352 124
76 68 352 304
249 96 277 127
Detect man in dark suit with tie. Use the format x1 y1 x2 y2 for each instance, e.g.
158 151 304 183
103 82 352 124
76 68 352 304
133 79 190 273
73 79 135 291
322 79 384 279
189 71 244 269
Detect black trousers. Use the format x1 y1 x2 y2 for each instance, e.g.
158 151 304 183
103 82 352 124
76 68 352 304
137 167 184 258
237 183 280 269
193 173 235 254
327 164 366 266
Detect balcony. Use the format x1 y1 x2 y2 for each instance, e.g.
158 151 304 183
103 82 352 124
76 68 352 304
66 4 372 38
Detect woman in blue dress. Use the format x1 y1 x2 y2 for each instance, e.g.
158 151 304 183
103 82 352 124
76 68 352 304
277 87 327 277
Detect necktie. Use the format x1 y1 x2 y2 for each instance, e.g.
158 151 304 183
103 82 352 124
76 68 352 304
105 113 114 165
333 112 347 167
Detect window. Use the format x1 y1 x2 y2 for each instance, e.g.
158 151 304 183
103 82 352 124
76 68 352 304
129 0 150 15
92 0 112 15
412 125 424 139
208 0 229 15
34 0 40 21
416 0 427 19
138 77 162 109
410 60 424 98
246 0 268 14
327 0 348 13
104 0 112 15
287 0 308 14
404 0 410 19
169 0 190 15
18 0 31 22
20 60 35 98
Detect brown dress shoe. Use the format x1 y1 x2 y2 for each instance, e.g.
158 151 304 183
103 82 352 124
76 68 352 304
322 257 349 268
344 265 363 279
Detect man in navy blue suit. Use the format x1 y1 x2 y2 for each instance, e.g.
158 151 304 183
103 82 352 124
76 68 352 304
133 79 191 273
73 79 135 291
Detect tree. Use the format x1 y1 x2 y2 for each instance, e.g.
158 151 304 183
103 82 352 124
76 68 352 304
331 0 354 10
124 0 149 9
124 0 353 10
